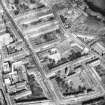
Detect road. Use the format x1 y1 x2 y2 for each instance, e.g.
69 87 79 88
0 1 59 105
1 1 105 105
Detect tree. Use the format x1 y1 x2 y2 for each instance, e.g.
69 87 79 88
30 0 36 4
76 52 81 58
60 15 67 23
14 0 19 5
43 33 55 42
14 10 19 15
